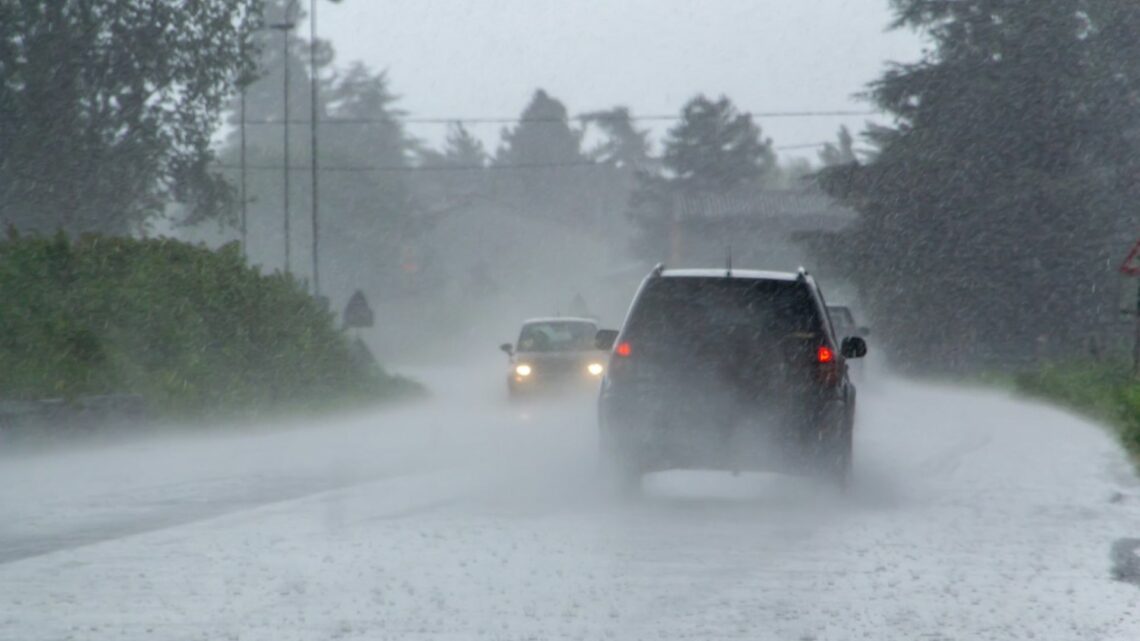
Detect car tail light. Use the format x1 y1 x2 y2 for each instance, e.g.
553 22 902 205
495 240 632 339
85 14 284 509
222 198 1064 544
615 341 632 357
816 344 840 386
817 345 834 363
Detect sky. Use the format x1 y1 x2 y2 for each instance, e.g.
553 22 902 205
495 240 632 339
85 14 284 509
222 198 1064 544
318 0 926 163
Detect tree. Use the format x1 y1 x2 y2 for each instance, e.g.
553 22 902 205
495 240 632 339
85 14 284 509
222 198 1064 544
582 107 651 169
661 95 775 191
818 126 857 167
319 64 422 298
629 94 775 260
816 0 1140 371
205 5 421 305
420 123 487 169
496 89 584 167
441 123 487 168
0 0 262 234
415 123 489 209
493 89 595 227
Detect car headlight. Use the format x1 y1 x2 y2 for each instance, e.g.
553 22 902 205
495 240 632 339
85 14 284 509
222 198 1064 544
587 362 604 376
515 364 532 377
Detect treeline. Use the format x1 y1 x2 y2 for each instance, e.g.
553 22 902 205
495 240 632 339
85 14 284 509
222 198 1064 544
814 1 1140 372
0 2 839 302
213 0 826 312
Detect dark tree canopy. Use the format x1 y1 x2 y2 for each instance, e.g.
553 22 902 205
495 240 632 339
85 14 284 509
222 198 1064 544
582 107 652 169
661 95 775 192
423 123 487 169
818 126 857 167
495 89 584 167
628 94 775 261
816 0 1140 370
217 32 422 303
0 0 262 234
491 89 596 226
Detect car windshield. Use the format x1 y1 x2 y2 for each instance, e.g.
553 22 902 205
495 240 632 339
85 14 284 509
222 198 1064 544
517 321 597 352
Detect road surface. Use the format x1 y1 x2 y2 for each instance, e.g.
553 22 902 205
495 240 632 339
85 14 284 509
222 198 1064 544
1 365 1138 640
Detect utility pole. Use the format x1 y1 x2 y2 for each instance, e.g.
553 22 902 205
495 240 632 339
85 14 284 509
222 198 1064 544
270 14 296 275
309 0 321 295
239 36 248 258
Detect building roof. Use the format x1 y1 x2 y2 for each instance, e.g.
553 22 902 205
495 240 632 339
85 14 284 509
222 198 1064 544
671 187 857 232
521 317 598 326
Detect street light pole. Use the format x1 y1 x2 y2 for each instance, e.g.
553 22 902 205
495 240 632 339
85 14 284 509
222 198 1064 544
309 0 321 296
239 37 248 258
270 16 296 275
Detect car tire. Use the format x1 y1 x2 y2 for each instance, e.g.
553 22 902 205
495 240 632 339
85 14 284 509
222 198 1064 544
813 402 853 489
824 422 853 489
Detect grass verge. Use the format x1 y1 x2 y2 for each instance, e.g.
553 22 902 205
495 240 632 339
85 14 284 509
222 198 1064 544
1012 361 1140 465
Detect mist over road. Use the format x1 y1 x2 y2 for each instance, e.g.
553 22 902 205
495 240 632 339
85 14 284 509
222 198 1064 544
1 363 1138 640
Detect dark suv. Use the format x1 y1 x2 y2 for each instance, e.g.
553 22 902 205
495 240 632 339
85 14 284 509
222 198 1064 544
595 266 866 490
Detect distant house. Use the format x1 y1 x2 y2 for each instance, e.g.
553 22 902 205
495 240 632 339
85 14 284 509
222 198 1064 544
662 186 857 273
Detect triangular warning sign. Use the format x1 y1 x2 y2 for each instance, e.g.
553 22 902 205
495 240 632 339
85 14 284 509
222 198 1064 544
1121 239 1140 276
343 290 374 328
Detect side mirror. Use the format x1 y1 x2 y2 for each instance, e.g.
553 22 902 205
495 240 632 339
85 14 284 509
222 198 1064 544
499 343 513 356
595 329 619 351
841 336 867 359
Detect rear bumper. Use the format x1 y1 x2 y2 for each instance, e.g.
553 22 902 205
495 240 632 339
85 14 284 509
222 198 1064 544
599 384 845 472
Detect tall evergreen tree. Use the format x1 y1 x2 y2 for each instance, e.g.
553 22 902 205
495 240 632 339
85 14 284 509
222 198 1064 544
817 0 1140 370
818 126 857 167
661 95 775 191
420 123 487 169
209 3 420 304
496 89 584 167
415 123 489 207
629 94 775 260
442 124 487 168
493 89 594 227
582 107 651 169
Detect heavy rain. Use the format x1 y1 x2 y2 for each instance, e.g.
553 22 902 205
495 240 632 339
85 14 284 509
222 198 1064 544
1 1 1139 640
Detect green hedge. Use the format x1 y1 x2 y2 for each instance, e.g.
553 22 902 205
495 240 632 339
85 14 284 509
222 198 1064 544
0 232 420 420
1013 361 1140 464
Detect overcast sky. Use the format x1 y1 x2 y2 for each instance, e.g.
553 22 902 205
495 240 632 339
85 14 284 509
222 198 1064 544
319 0 926 163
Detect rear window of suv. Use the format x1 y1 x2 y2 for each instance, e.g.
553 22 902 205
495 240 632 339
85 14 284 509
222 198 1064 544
622 277 822 350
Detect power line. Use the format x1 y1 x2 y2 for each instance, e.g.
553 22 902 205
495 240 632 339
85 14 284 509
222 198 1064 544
217 160 606 173
216 143 830 175
239 110 878 126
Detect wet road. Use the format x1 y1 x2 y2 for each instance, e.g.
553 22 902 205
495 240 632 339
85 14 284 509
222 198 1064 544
1 365 1138 640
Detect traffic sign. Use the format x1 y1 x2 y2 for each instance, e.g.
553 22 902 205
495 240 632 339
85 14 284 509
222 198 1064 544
343 290 374 329
1121 238 1140 276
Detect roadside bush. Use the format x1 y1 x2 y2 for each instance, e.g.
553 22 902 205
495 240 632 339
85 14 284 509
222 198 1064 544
0 232 420 421
1013 361 1140 463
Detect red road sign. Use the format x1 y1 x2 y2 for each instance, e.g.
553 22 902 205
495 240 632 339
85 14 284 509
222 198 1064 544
1121 239 1140 276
